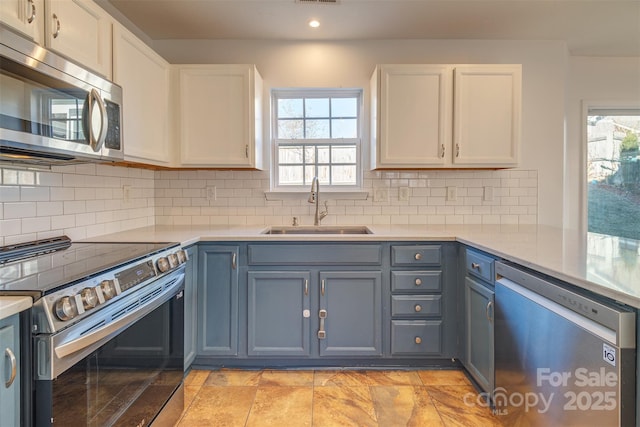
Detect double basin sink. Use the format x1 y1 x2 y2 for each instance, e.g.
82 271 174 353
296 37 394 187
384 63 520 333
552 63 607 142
261 226 373 235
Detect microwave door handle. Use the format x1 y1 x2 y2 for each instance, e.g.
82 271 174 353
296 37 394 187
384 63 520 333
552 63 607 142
86 88 108 152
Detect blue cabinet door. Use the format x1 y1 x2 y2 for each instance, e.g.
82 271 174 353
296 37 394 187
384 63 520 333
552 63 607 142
465 276 495 393
184 245 198 369
198 245 239 356
0 314 20 427
247 271 311 357
319 271 383 357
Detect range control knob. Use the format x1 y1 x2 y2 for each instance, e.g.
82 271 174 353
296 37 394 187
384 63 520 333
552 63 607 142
80 287 98 310
176 249 187 264
54 296 78 321
168 253 178 268
100 280 117 300
157 257 170 273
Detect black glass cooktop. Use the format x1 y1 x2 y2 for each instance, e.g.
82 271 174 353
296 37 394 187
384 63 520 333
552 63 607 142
0 241 176 296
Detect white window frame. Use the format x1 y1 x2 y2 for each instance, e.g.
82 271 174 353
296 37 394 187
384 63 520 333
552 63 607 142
270 88 363 192
581 101 640 236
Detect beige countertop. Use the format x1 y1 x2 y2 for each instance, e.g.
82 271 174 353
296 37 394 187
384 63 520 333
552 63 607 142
0 296 32 321
82 224 640 309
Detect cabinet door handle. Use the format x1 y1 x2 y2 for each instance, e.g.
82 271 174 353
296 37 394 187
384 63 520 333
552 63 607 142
486 301 493 322
304 279 308 296
231 252 237 270
245 144 249 158
414 278 422 286
414 304 422 312
27 0 36 24
456 143 460 158
440 144 445 158
471 263 481 270
414 253 422 260
414 336 422 344
321 279 325 296
52 13 60 38
4 347 17 388
318 309 327 339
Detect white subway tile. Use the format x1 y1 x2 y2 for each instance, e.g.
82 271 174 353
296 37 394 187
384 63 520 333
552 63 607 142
21 187 49 201
22 217 50 233
37 202 63 217
5 202 36 219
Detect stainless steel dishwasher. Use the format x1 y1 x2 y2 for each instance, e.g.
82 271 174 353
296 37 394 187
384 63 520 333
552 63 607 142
494 261 636 427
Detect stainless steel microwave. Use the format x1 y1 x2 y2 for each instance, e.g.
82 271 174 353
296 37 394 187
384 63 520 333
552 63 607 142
0 27 123 165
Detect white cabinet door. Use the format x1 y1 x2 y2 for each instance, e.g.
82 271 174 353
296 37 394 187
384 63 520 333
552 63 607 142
178 65 263 168
0 0 43 42
371 65 452 168
45 0 111 78
453 65 521 167
113 23 170 165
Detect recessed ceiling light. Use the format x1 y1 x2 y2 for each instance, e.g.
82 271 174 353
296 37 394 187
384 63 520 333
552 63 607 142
308 19 320 28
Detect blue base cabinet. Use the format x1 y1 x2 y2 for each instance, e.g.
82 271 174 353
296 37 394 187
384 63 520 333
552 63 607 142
247 271 311 357
0 314 21 427
183 245 198 370
462 247 496 393
197 245 239 356
195 242 456 367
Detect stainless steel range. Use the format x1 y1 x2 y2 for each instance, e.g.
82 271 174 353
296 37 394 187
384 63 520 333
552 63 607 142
0 236 187 427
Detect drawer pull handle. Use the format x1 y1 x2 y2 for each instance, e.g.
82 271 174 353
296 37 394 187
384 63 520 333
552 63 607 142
414 304 422 312
415 337 422 344
486 301 493 322
414 278 422 286
414 253 422 260
232 252 237 270
471 263 480 270
4 348 17 388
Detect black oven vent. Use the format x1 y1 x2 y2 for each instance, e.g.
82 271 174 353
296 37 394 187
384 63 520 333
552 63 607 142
112 301 141 321
140 287 163 305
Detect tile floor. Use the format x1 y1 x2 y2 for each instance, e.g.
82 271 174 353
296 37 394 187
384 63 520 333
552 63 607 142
176 369 504 426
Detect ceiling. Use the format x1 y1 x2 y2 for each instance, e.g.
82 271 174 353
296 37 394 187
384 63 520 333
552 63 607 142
102 0 640 56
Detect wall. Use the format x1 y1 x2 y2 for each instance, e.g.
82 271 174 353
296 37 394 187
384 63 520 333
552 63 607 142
0 164 155 246
564 56 640 231
154 168 538 226
156 38 566 226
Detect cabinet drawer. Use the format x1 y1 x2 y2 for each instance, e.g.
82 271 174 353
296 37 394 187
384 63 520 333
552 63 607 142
391 245 441 267
391 320 442 355
391 271 441 292
466 249 494 283
391 295 441 317
248 244 382 265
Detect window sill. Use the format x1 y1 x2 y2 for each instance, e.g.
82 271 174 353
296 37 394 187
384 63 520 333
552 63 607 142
264 191 369 201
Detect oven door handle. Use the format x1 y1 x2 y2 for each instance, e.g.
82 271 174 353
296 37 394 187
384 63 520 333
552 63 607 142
53 272 183 360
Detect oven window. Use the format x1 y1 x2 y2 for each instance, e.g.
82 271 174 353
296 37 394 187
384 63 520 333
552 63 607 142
44 297 183 426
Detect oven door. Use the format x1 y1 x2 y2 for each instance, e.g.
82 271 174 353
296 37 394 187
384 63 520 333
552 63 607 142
33 269 184 427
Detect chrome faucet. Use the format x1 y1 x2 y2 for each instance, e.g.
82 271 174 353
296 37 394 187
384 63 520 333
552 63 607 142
308 176 328 226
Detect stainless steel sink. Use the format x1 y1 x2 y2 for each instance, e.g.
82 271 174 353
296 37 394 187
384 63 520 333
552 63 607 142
261 226 373 235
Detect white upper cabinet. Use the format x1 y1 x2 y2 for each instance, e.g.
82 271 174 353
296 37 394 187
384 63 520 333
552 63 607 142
178 64 263 169
453 65 521 167
113 23 170 165
0 0 43 42
371 64 521 169
45 0 111 78
371 65 452 168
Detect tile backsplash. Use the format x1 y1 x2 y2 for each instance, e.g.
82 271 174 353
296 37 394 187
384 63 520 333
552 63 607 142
0 164 537 245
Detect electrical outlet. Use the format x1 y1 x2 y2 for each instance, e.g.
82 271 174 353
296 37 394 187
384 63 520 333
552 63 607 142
446 186 457 201
206 186 216 201
398 187 410 201
483 186 494 201
373 188 389 202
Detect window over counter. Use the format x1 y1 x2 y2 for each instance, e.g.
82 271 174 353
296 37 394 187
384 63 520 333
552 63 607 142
586 105 640 240
271 89 362 191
